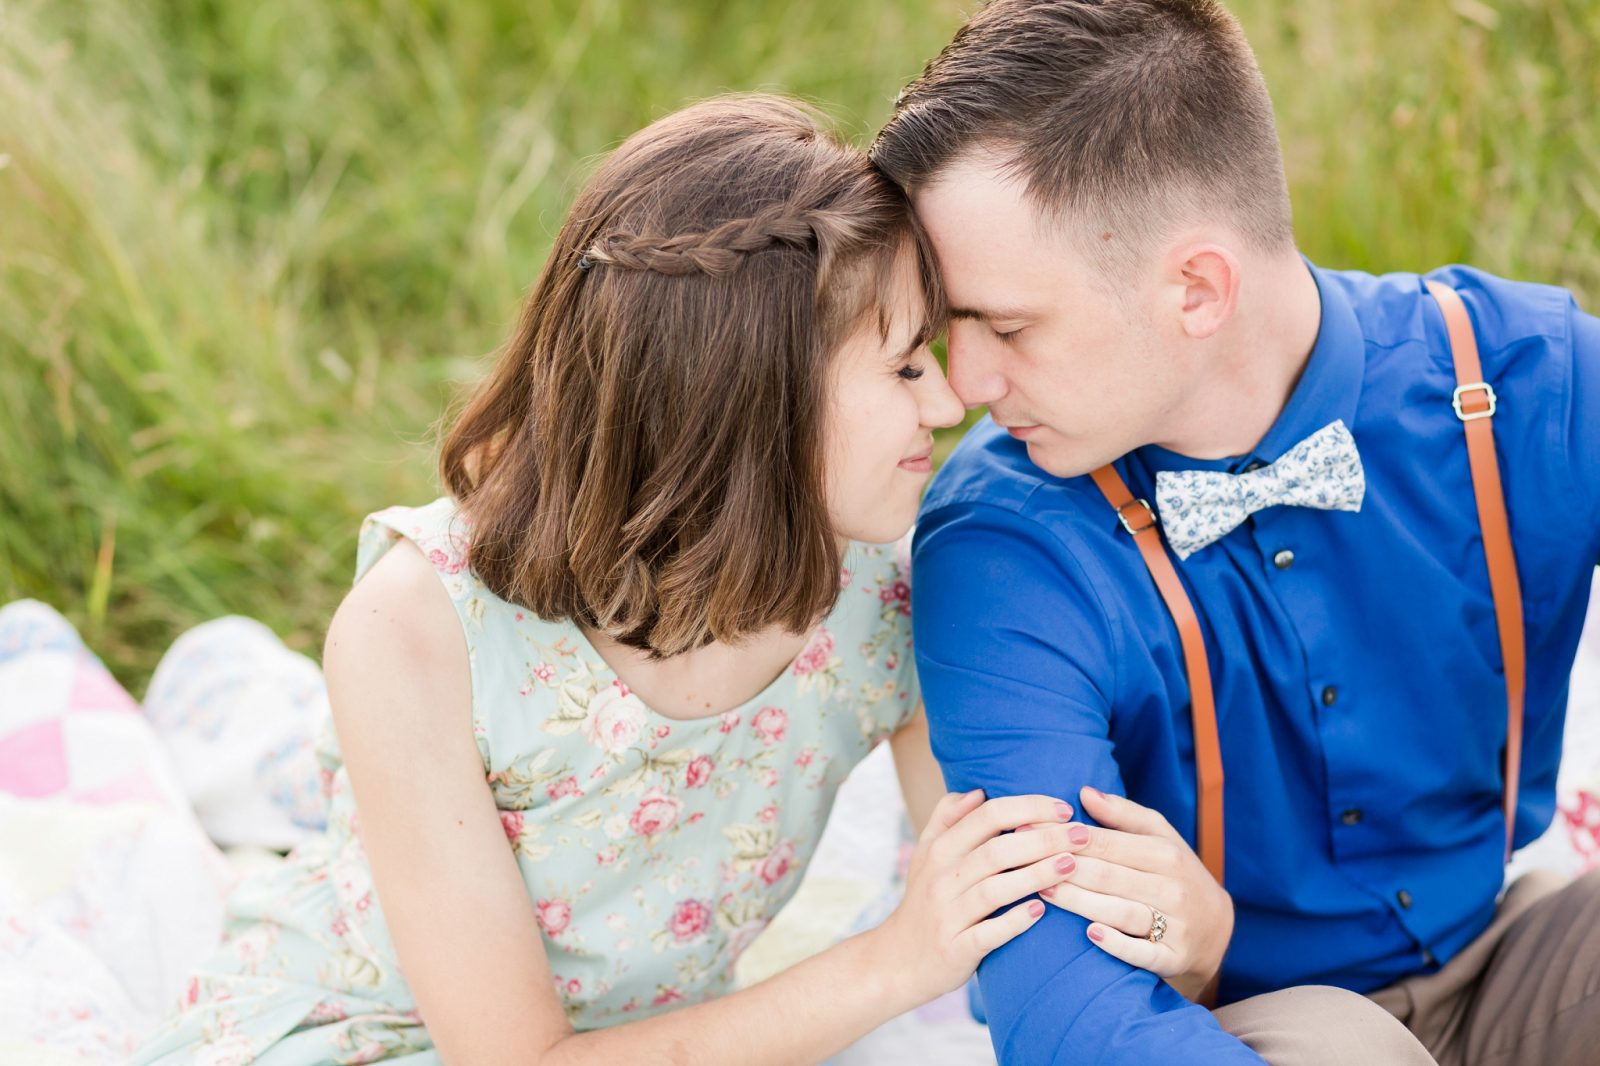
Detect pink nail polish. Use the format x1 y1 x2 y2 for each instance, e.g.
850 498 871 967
1068 825 1091 846
1027 900 1045 918
1087 925 1105 942
1084 786 1103 802
1055 854 1076 874
1055 802 1074 820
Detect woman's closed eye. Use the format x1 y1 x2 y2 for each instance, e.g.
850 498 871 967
897 362 927 381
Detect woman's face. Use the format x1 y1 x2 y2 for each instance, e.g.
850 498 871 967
824 251 965 545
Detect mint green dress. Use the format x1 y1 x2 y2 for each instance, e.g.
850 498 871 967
131 497 919 1064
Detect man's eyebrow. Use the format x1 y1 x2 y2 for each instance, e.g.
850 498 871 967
948 304 1034 322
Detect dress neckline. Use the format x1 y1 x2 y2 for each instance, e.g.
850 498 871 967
562 617 818 725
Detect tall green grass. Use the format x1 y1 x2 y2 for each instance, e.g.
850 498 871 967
2 0 1596 693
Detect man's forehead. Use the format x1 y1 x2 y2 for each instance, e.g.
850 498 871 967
912 152 1038 230
911 167 1064 315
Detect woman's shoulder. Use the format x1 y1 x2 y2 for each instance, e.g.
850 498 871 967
324 535 473 760
835 533 914 630
355 496 474 588
806 534 919 742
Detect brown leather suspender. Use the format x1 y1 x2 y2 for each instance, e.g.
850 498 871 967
1090 282 1527 888
1088 466 1227 883
1424 280 1526 860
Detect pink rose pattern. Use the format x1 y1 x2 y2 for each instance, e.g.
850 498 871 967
751 705 788 745
628 787 683 838
684 755 714 788
149 503 917 1056
756 840 797 886
1562 789 1600 871
667 899 713 943
791 627 835 676
536 898 572 936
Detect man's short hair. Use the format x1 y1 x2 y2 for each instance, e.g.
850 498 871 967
872 0 1295 274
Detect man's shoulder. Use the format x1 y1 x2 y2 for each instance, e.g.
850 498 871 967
1317 262 1575 357
921 416 1107 526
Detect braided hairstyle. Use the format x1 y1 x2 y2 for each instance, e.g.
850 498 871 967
440 94 942 658
582 202 846 277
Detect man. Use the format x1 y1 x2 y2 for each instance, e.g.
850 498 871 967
870 1 1600 1063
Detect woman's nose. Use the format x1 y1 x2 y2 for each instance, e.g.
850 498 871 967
920 365 967 429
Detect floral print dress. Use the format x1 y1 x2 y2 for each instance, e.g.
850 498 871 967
131 497 919 1065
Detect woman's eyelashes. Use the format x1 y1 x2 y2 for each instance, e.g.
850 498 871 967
896 362 926 381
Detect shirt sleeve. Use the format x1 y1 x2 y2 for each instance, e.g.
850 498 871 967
1564 294 1600 554
912 499 1267 1066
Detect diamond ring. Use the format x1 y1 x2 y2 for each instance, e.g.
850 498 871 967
1146 906 1168 943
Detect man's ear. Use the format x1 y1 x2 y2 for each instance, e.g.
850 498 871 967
1168 244 1241 340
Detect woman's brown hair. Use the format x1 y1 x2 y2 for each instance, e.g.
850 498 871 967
439 94 940 658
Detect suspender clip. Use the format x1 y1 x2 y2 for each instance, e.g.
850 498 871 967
1452 381 1498 421
1115 498 1158 536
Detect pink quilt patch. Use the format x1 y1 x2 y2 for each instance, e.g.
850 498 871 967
65 655 139 715
0 718 69 798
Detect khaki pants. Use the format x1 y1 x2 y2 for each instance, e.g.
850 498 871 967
1213 868 1600 1066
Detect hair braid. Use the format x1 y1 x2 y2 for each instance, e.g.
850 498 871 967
582 200 850 277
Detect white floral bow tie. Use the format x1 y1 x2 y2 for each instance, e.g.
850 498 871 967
1153 420 1365 560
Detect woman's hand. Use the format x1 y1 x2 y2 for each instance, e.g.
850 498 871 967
871 789 1080 1008
1039 786 1234 1003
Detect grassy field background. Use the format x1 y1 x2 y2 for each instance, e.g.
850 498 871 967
3 0 1597 694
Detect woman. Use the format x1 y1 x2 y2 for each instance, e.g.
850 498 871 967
132 95 1217 1066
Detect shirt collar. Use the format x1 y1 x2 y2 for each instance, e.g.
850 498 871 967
1135 258 1365 477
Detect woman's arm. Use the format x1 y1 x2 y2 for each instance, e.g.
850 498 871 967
328 542 1080 1066
889 703 947 836
326 541 569 1063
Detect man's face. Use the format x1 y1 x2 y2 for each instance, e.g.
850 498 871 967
912 155 1185 478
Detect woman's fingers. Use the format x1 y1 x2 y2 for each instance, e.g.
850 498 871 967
1078 785 1182 843
919 788 987 845
961 899 1047 959
1054 854 1173 911
1040 881 1168 940
1062 822 1182 875
934 794 1074 861
958 822 1077 884
1084 920 1177 977
958 849 1079 924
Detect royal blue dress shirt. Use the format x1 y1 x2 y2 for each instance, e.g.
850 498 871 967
913 261 1600 1065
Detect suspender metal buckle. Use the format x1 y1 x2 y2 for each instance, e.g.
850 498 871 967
1452 381 1498 421
1115 498 1158 536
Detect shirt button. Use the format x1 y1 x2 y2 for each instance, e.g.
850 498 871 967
1321 685 1339 707
1341 808 1363 826
1273 549 1296 570
1397 889 1414 909
1244 460 1266 472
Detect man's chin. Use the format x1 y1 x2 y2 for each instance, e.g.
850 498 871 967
1017 436 1102 480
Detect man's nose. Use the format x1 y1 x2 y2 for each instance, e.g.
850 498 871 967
946 328 1007 409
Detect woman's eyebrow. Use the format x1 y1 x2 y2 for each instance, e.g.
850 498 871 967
892 319 933 361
